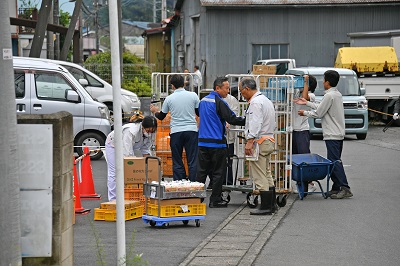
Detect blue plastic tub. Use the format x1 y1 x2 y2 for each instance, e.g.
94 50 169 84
260 88 286 102
291 153 332 182
268 76 305 89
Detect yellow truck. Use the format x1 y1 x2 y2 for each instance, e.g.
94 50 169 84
335 46 400 124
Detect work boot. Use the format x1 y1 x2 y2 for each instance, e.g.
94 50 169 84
209 201 228 208
250 190 273 215
270 186 279 213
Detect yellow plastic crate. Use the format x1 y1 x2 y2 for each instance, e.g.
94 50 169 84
146 203 206 218
94 206 143 221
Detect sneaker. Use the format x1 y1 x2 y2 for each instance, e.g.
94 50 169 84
221 191 230 202
308 183 317 193
328 190 339 197
291 181 298 193
330 187 353 199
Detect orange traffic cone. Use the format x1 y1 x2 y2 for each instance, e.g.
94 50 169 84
73 158 90 215
79 146 101 200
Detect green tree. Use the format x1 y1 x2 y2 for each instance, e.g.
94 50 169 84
84 51 152 97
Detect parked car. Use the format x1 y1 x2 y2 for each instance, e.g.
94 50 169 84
286 67 368 140
13 57 111 160
15 57 141 122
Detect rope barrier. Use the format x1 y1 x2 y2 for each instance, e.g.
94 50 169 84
74 147 105 163
368 107 394 117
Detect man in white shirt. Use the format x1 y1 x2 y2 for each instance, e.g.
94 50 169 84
193 65 202 93
240 78 277 215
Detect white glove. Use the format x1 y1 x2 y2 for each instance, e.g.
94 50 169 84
394 113 399 120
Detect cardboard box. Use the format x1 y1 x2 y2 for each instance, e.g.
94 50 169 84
149 197 201 206
100 200 140 210
252 65 276 74
124 157 159 184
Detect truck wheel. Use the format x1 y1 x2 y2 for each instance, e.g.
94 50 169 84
356 133 367 140
75 132 105 160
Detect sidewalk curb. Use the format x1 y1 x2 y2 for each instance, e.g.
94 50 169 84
179 202 247 266
238 194 296 266
180 194 296 266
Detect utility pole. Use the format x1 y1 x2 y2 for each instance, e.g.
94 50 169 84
161 0 166 20
95 0 99 54
54 0 60 59
153 0 157 23
0 1 22 264
60 0 83 60
108 0 126 263
30 0 52 58
47 4 54 59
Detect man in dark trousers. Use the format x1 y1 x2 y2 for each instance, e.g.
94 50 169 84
196 77 245 208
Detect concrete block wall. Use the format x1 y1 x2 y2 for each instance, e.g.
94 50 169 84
18 111 74 266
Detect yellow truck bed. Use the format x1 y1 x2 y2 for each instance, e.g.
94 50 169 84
334 46 399 73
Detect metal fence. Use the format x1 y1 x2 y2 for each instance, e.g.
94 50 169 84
84 63 154 93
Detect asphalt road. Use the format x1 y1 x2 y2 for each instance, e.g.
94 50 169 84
74 123 400 265
254 123 400 266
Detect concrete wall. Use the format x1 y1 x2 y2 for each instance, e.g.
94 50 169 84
18 111 74 266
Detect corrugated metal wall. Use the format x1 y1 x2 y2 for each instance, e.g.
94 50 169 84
179 4 400 88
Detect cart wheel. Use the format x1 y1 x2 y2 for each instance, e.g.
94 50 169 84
323 192 329 199
221 191 231 203
277 195 287 207
161 223 169 228
182 220 189 225
149 221 156 227
246 193 259 208
195 219 200 227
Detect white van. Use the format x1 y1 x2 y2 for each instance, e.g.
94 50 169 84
286 67 368 140
13 57 111 160
14 57 141 121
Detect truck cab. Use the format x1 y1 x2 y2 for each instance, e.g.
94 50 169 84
286 67 369 140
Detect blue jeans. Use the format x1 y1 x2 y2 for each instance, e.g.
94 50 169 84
325 140 350 191
292 130 311 154
170 131 198 181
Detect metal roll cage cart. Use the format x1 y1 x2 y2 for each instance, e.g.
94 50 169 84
221 74 295 208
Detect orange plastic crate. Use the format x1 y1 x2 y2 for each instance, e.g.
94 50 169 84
146 203 206 218
125 183 144 189
94 206 143 221
156 151 188 177
124 188 146 204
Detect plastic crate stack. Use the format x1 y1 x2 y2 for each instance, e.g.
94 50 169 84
144 181 207 218
94 199 143 221
155 113 189 176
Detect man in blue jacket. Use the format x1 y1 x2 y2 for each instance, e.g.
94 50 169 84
196 77 245 208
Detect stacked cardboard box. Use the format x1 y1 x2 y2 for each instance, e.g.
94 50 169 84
252 65 277 87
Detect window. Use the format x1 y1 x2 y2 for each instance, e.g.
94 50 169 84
64 66 103 87
313 74 359 96
35 73 74 100
14 70 25 98
252 44 289 63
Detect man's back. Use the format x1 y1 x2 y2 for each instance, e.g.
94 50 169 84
162 88 199 134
